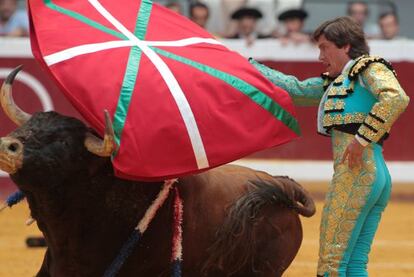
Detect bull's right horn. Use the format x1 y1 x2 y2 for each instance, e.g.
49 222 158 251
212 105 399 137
0 65 32 126
25 217 35 226
84 110 116 157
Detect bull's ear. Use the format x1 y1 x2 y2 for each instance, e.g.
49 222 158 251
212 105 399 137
84 110 116 157
0 66 32 126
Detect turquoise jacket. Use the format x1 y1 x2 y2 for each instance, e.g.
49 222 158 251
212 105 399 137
250 56 410 144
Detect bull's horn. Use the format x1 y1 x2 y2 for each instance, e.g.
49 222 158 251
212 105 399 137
25 217 35 226
0 65 32 126
0 202 7 212
84 110 116 157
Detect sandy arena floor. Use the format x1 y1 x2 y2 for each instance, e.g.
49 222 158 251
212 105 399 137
0 183 413 276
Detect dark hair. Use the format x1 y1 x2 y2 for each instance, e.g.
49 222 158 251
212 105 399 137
190 2 209 16
378 11 399 23
166 2 181 8
312 16 369 59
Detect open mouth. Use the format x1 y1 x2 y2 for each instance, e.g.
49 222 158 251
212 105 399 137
322 62 330 68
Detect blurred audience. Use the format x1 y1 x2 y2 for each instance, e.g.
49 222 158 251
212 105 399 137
347 1 380 38
189 2 209 29
0 0 28 37
220 0 247 38
378 12 401 40
227 7 270 46
0 0 411 43
166 1 183 14
273 8 310 45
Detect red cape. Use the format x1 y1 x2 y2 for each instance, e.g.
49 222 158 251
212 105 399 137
28 0 300 180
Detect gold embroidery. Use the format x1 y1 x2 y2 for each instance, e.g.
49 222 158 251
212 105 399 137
357 124 378 142
333 75 345 86
349 55 396 80
327 86 348 97
370 106 391 124
323 112 366 128
357 62 410 143
317 130 376 276
322 72 335 90
364 116 383 131
324 99 345 111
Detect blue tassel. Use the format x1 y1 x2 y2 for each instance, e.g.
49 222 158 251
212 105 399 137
103 230 141 277
171 259 182 277
6 191 25 207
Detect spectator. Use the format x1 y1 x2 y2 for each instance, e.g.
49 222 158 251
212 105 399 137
274 8 310 45
165 1 183 15
378 12 401 40
189 2 209 29
0 0 29 37
227 7 270 46
347 1 380 38
220 0 247 37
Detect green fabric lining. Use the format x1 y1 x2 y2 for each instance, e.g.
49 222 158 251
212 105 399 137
44 0 127 40
112 0 153 151
153 47 301 135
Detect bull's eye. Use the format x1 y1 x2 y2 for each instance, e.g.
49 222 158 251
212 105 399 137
8 142 20 153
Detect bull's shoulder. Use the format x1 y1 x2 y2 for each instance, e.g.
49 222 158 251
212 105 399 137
181 164 272 184
177 164 274 201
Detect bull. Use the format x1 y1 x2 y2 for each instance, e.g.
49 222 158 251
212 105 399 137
0 67 315 277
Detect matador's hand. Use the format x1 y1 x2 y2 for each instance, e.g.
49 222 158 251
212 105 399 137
341 138 365 169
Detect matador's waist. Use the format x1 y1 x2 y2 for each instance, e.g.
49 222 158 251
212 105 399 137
319 123 389 146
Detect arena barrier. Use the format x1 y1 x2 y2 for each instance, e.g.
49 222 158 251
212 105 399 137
0 38 413 185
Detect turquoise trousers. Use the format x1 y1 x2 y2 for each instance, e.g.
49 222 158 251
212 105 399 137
317 130 392 277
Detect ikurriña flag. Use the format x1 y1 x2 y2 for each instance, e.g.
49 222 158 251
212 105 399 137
28 0 300 180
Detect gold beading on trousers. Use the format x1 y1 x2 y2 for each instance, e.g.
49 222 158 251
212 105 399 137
317 130 377 276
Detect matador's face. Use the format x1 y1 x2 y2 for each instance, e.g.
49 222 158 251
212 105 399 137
317 35 351 78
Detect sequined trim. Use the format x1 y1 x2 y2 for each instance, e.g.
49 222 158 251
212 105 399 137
369 106 392 124
362 122 378 133
369 112 385 123
332 75 345 86
324 99 345 112
349 55 396 81
317 130 376 276
358 120 383 143
327 86 348 98
357 128 373 143
356 62 409 143
323 112 366 128
322 72 335 91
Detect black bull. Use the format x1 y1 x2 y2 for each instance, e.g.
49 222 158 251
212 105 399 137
0 67 316 276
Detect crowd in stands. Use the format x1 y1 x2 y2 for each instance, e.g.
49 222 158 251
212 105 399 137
166 0 403 46
0 0 403 46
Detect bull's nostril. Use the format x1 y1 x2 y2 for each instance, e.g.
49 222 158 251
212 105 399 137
8 142 19 153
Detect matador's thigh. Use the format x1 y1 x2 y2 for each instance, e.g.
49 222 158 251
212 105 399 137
317 130 391 277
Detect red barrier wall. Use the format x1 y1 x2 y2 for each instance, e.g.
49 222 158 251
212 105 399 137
0 58 412 162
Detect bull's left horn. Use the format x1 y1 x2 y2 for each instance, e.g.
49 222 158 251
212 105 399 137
0 65 32 126
84 110 116 157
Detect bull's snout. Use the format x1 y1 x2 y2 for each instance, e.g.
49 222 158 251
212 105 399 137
0 137 23 174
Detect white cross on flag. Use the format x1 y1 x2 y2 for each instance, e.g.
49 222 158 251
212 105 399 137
28 0 300 180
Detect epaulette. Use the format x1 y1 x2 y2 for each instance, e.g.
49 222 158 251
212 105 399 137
348 55 396 81
321 72 335 90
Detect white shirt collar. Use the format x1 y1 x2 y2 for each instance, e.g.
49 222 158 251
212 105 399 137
316 59 354 136
342 59 354 74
